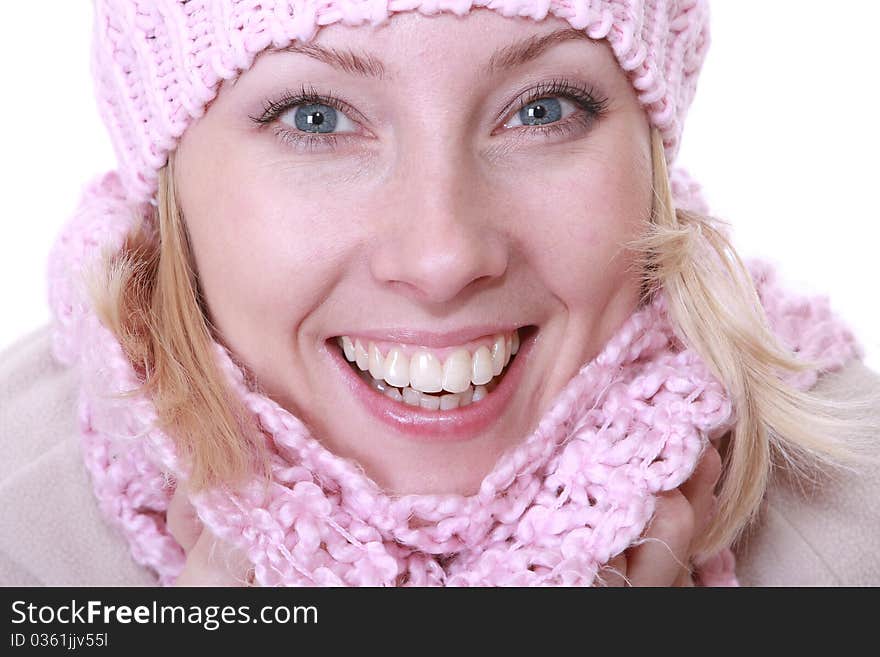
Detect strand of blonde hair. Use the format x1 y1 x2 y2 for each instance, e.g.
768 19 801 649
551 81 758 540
626 129 878 555
88 153 268 490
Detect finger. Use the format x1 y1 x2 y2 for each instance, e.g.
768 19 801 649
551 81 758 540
673 566 695 587
166 483 202 552
678 445 722 538
626 489 694 587
174 528 252 587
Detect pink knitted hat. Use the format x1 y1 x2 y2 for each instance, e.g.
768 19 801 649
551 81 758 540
91 0 711 208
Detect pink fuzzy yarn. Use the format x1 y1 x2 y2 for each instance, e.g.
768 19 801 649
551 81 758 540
48 172 863 586
91 0 711 205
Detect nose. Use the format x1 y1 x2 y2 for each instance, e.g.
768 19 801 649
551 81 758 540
369 144 509 305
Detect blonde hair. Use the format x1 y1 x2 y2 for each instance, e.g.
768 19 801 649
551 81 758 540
88 153 268 489
89 127 877 556
630 128 877 554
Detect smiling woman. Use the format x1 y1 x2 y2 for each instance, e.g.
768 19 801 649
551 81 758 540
1 0 878 588
165 13 654 499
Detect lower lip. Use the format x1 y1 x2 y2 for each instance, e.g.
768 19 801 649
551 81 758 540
322 328 536 442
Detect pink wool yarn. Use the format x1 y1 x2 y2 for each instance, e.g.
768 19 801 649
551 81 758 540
92 0 710 205
48 172 862 586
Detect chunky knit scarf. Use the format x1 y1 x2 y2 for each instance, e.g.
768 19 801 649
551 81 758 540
48 172 862 586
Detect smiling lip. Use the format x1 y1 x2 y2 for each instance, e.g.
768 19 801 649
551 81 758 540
335 325 522 349
322 327 535 442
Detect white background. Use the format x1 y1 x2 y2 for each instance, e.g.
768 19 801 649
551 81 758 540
1 2 878 372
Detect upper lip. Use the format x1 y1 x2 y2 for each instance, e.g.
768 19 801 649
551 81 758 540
332 325 526 348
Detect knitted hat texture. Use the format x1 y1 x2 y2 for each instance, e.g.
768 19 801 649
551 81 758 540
92 0 711 207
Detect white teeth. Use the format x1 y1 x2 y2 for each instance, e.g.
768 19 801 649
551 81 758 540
441 349 472 394
419 393 441 411
409 350 443 393
369 343 384 380
383 348 410 388
384 386 403 402
340 336 356 361
440 393 461 410
490 334 507 376
471 346 494 386
339 328 526 407
354 339 369 371
358 372 489 412
403 386 422 407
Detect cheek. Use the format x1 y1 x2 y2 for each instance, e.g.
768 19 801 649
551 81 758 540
512 152 651 306
181 168 349 344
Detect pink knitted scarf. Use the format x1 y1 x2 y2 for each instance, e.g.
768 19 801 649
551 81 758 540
48 172 862 586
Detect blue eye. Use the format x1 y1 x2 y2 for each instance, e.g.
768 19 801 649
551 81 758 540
508 97 567 128
249 84 363 153
501 79 610 136
279 102 358 135
250 79 609 153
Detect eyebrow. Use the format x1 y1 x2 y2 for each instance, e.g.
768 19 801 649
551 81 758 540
276 42 388 79
483 28 596 76
274 27 595 80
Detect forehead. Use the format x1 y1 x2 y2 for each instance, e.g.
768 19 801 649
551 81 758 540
273 10 607 81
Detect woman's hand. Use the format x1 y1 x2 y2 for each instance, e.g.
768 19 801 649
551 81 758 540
599 444 722 587
167 483 253 587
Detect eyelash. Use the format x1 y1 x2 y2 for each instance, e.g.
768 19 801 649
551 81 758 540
248 78 610 153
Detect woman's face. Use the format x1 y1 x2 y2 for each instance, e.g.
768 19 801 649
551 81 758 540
174 9 652 495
